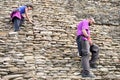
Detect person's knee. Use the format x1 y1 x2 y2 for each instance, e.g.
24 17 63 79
81 49 90 56
90 44 99 53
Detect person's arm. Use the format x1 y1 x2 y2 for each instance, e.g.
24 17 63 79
82 29 89 38
25 8 33 24
88 37 93 45
82 29 92 45
82 21 93 45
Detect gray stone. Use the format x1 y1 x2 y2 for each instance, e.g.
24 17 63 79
0 0 119 80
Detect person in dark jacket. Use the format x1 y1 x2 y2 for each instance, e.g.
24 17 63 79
76 17 99 78
10 4 34 31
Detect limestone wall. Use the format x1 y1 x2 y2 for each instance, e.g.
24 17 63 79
0 0 119 80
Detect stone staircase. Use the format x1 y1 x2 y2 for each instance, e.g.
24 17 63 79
0 0 120 80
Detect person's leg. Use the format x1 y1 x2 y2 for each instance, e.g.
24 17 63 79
81 40 96 78
76 36 82 56
13 17 21 31
20 17 24 26
90 44 99 68
81 40 90 72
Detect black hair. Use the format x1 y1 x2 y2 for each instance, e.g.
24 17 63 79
25 4 33 9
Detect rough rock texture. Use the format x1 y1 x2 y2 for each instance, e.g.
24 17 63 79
0 0 120 80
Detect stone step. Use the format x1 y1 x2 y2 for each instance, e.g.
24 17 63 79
0 0 120 79
2 74 23 80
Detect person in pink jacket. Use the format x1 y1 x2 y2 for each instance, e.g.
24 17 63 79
10 4 33 31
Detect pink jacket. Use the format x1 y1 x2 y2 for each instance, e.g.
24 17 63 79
10 10 22 21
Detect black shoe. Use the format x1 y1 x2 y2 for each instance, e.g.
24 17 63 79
81 70 96 78
82 72 96 78
90 64 97 69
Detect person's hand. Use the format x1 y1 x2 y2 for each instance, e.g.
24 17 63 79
88 37 93 45
29 19 34 24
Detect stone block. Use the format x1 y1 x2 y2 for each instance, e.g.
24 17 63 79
2 74 23 80
8 32 18 37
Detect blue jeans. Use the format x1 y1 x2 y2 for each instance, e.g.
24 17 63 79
13 17 24 31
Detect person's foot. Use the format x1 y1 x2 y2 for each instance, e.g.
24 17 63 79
90 63 97 69
14 30 20 32
81 70 96 78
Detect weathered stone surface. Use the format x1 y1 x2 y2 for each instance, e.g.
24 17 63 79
0 0 119 80
2 74 23 80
